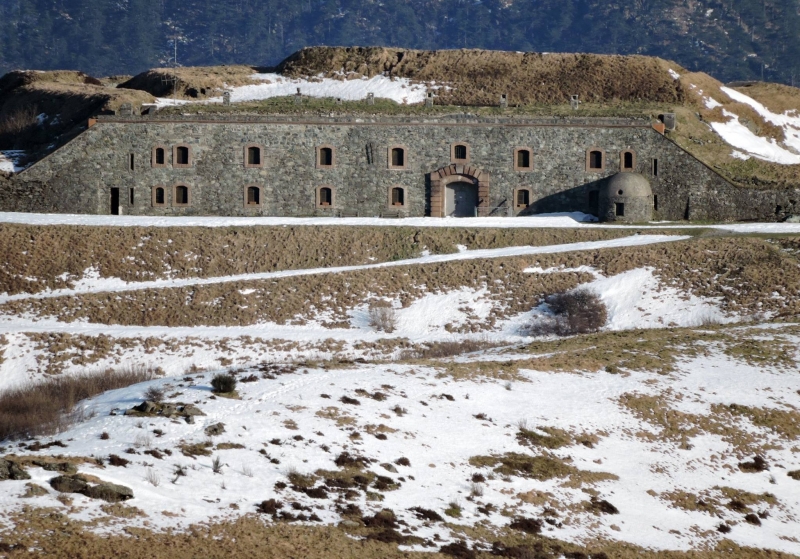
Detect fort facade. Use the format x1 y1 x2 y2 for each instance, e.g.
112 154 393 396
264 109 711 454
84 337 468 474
3 114 797 221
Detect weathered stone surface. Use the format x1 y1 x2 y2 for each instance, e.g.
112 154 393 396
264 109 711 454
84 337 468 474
0 459 31 481
7 114 797 222
34 461 78 475
127 401 205 419
49 474 134 502
49 475 88 493
82 482 134 502
204 422 225 436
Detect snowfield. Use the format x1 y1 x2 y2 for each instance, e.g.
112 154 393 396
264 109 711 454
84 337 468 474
1 211 800 233
0 217 798 556
1 338 799 554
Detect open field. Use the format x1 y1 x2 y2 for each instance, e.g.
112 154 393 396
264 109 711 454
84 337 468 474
0 218 799 558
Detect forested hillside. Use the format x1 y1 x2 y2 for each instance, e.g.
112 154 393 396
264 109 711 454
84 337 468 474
1 0 800 85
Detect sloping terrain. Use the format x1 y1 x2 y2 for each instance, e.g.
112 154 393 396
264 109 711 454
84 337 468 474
1 217 800 558
0 70 155 161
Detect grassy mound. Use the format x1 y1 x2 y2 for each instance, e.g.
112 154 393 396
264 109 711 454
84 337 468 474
276 47 686 106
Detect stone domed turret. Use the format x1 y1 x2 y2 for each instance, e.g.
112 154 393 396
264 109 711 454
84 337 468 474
599 173 653 222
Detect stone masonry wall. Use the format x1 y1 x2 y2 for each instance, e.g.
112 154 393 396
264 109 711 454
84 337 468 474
7 114 799 221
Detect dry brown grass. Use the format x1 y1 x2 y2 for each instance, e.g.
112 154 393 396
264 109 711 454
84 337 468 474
278 47 686 106
0 223 633 296
0 364 156 440
0 502 797 558
120 65 266 99
0 70 155 151
11 236 798 332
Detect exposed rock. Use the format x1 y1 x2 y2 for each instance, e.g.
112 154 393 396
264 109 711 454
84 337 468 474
49 475 88 493
380 462 398 473
126 401 205 420
49 474 134 502
0 459 31 481
34 460 78 474
82 482 134 502
204 422 226 437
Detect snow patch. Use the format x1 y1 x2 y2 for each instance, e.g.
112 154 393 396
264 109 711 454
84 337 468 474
710 110 800 165
156 73 431 107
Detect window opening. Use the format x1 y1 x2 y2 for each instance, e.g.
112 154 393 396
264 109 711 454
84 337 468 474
623 151 634 169
155 148 165 165
176 146 189 165
589 150 603 169
129 188 134 205
319 187 332 206
155 187 165 205
110 188 120 215
391 148 405 167
319 147 333 166
247 146 261 166
654 194 659 211
615 202 625 217
516 189 530 207
517 150 531 169
129 154 135 171
454 144 467 160
652 158 659 177
391 187 405 206
247 186 260 205
175 185 189 205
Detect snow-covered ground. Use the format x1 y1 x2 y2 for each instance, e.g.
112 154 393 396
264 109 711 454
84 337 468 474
1 335 798 554
0 211 797 554
0 151 26 173
155 72 430 107
1 211 800 232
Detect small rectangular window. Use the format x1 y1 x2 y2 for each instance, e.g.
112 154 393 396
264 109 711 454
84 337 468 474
615 202 625 217
652 158 659 177
129 154 135 171
653 195 658 211
129 188 134 205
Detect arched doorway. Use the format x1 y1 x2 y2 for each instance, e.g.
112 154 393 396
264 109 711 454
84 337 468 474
446 181 478 217
428 164 490 217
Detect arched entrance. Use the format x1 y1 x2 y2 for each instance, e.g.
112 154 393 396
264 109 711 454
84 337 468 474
428 164 490 217
446 181 478 217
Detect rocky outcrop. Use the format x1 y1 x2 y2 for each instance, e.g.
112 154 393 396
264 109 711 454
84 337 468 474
0 459 30 481
126 400 205 421
49 474 134 503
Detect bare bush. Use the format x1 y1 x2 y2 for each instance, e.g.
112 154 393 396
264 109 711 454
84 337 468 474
145 468 160 487
143 385 165 403
526 289 607 337
0 106 38 137
368 301 397 333
134 433 153 449
212 455 223 474
0 364 157 441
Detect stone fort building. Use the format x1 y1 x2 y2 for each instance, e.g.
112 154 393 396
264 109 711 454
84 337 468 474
3 113 795 222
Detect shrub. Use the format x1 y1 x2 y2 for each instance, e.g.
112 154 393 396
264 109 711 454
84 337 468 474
368 301 397 333
0 365 156 441
143 385 165 403
210 374 237 394
527 289 607 336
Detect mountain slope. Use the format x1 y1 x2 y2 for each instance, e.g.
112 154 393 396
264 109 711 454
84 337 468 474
1 0 800 86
